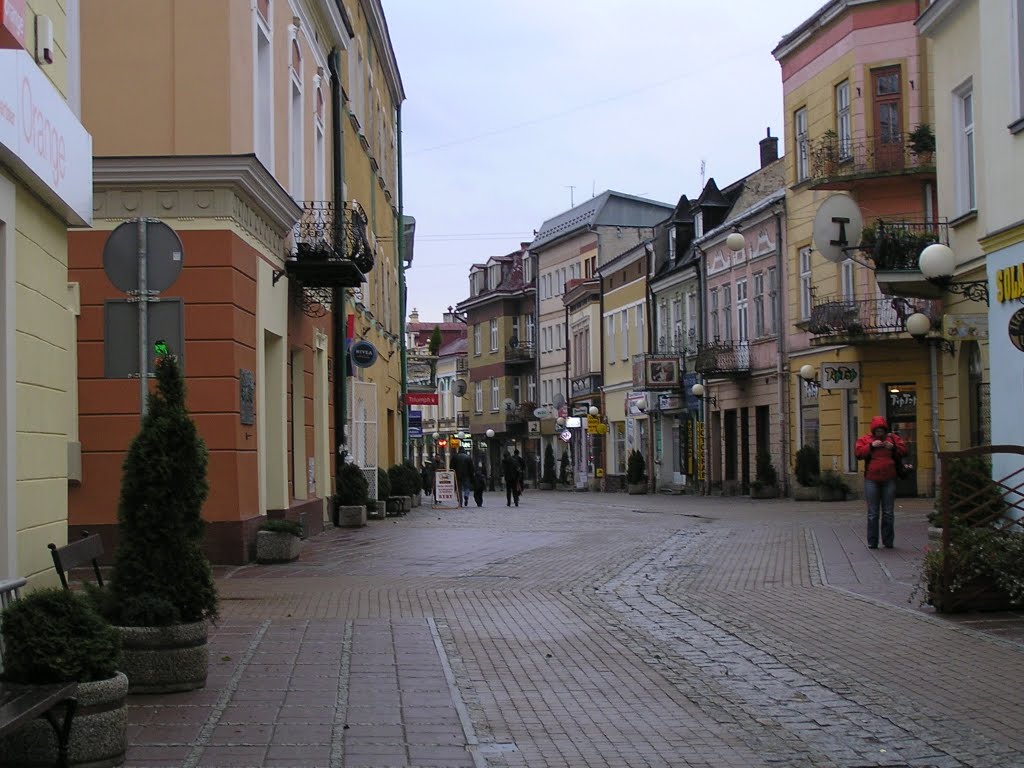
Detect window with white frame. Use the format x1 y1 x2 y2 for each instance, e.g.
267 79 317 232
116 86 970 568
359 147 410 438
668 227 676 262
694 212 703 238
799 247 813 320
753 272 765 337
686 292 697 348
841 261 855 301
836 80 851 160
254 4 273 172
723 286 733 341
543 379 551 405
954 81 977 214
1013 0 1024 127
512 376 521 405
736 279 748 343
523 257 533 284
314 88 325 201
658 300 668 351
527 315 535 346
491 378 499 411
511 316 520 344
795 107 809 181
488 264 501 289
289 40 304 199
767 267 779 335
710 288 720 340
636 305 644 352
348 39 364 125
475 382 483 413
620 309 629 360
672 295 683 348
527 374 536 402
489 319 498 351
606 315 615 361
473 324 481 356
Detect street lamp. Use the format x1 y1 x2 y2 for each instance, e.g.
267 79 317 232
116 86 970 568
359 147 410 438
798 364 816 382
485 428 495 438
919 243 990 304
556 417 566 427
432 432 440 441
726 231 746 253
690 383 716 407
588 405 599 417
906 311 955 355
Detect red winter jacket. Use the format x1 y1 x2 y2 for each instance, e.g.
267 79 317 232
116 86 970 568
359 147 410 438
854 416 908 482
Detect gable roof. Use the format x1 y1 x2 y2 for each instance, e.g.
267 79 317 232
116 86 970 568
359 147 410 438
530 190 674 251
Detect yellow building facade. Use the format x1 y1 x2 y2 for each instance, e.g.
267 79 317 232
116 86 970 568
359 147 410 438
774 0 941 497
0 1 93 583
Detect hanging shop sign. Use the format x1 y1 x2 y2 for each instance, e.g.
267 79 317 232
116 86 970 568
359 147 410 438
1009 308 1024 353
349 340 378 368
403 392 439 405
820 362 860 390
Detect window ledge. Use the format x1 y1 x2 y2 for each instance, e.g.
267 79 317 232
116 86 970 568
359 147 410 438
1009 116 1024 135
950 210 978 229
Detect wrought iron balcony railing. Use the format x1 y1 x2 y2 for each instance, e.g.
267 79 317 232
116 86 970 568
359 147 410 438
859 218 948 272
455 355 469 373
808 296 943 338
456 414 470 429
694 341 752 377
505 342 536 364
807 132 935 187
279 201 374 291
570 373 602 398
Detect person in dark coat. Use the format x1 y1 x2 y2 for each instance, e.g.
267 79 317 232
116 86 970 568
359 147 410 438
502 450 522 507
854 415 908 549
451 447 474 507
472 463 487 507
421 461 434 497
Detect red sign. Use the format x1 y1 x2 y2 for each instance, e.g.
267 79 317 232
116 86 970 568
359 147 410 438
403 392 438 405
0 0 26 50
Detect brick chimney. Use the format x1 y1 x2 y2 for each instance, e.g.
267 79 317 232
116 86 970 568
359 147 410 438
759 127 779 168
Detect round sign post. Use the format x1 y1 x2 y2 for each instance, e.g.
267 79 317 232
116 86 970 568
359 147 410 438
349 340 378 369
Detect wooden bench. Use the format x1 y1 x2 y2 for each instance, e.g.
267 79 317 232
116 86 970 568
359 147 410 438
0 577 78 768
48 532 104 590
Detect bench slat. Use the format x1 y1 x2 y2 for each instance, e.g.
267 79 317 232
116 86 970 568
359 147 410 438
0 682 77 738
48 533 104 589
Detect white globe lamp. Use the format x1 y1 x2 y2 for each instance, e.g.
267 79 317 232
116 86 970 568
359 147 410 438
919 243 955 280
588 405 599 417
726 232 746 253
799 364 816 381
485 428 495 438
556 417 566 427
906 312 932 338
691 383 705 398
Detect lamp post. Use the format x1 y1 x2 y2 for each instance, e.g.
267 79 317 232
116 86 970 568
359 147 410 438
798 364 816 383
485 428 496 490
906 311 955 356
919 243 990 304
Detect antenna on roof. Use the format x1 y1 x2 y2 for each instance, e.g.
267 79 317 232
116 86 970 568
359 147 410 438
565 185 576 206
700 159 707 187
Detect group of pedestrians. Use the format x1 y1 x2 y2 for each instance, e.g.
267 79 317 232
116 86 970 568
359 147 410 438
423 447 527 509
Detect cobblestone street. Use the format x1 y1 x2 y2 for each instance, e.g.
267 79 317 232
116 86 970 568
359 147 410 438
124 493 1024 767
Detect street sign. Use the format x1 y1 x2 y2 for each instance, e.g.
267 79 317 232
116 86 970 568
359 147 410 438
409 410 423 439
349 340 378 368
404 392 439 405
559 430 572 442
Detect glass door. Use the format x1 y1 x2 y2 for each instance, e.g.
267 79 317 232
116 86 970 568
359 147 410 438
885 383 918 497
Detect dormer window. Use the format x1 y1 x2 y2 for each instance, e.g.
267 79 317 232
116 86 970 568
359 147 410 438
668 227 676 262
694 212 703 238
488 264 501 289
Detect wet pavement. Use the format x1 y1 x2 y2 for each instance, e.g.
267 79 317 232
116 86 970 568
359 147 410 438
122 492 1024 767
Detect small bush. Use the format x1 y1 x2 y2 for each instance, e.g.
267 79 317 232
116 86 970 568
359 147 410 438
377 466 392 500
1 588 120 684
336 462 369 506
627 450 647 485
794 444 820 487
259 519 302 537
388 463 419 496
754 450 778 488
818 470 849 492
543 444 557 484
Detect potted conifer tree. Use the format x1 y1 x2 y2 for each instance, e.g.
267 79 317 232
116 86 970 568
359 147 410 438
627 450 648 495
334 461 369 528
539 444 557 490
101 352 218 694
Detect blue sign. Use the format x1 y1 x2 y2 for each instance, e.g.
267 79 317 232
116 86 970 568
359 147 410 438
349 340 378 368
409 409 423 439
683 372 700 411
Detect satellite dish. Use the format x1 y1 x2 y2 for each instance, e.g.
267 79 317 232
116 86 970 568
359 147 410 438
812 194 863 264
553 393 566 409
454 379 467 397
503 397 516 412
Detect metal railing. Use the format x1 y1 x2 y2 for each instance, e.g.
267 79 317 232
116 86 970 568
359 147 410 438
291 200 375 272
807 132 935 184
506 342 536 363
808 296 943 337
693 341 753 376
860 218 948 272
455 356 469 373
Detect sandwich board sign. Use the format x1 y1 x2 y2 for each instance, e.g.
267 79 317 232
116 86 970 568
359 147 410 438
433 470 460 509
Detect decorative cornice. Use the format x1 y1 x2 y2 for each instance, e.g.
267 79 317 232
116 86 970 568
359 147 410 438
92 154 302 236
915 0 961 37
359 0 405 103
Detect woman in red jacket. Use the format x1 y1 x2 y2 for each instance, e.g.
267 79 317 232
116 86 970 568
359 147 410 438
854 416 907 549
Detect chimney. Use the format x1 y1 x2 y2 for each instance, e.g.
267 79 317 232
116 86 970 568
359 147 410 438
759 127 779 168
409 308 420 323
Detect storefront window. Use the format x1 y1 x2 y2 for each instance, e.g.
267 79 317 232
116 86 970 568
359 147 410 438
614 422 626 474
800 380 819 450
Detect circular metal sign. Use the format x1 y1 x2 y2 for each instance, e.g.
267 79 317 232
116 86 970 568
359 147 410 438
1009 308 1024 353
559 430 572 442
533 406 551 419
349 340 378 368
812 194 863 264
102 219 184 294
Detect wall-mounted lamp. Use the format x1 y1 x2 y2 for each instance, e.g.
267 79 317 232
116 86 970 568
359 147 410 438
588 405 600 417
906 312 955 356
919 243 990 305
798 364 817 382
691 383 717 407
726 231 746 253
556 416 566 427
485 428 495 438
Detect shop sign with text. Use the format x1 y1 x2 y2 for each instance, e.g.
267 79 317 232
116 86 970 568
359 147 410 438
821 362 860 390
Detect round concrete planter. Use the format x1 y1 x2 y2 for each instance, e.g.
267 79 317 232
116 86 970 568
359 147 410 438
116 622 208 694
627 483 648 495
336 504 366 528
256 530 300 563
538 482 555 491
793 484 819 501
0 672 128 767
750 485 780 499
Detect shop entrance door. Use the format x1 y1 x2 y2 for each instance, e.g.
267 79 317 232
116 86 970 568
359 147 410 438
885 383 918 497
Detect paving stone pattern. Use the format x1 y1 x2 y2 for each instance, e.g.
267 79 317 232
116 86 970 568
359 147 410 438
121 494 1024 767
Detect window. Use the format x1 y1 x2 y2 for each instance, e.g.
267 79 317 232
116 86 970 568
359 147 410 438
694 212 703 238
795 107 809 181
799 247 813 320
722 286 733 341
488 264 501 289
686 292 697 349
289 41 304 199
658 300 669 351
491 378 499 411
736 280 748 343
637 305 644 352
613 422 627 475
841 261 855 301
620 309 629 360
489 319 498 351
671 296 683 349
314 88 325 201
475 382 483 413
527 374 536 403
543 326 550 353
606 315 615 361
348 39 365 124
254 6 273 172
767 267 779 335
753 273 765 337
527 315 535 346
668 227 676 262
512 376 521 404
710 288 720 340
474 324 481 356
836 80 851 160
844 388 859 472
523 257 533 284
799 378 819 450
511 316 520 344
1013 0 1024 126
954 81 976 214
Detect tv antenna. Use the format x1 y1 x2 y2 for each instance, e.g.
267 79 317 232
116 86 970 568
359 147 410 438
700 159 707 187
565 185 576 206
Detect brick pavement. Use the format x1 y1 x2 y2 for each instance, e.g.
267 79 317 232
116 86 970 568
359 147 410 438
117 492 1024 767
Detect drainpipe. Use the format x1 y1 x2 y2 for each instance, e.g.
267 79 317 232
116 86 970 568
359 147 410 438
398 104 409 458
598 273 606 483
695 247 709 495
929 342 941 497
773 209 791 495
328 49 346 493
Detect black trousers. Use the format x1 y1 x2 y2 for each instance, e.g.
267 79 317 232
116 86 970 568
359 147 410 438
473 489 483 507
505 480 521 506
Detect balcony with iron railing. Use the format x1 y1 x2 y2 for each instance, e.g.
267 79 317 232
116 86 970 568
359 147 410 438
505 341 536 365
805 131 936 191
570 373 602 398
455 355 469 373
656 331 698 357
505 401 536 425
693 340 777 377
279 201 372 292
807 296 943 344
861 219 951 298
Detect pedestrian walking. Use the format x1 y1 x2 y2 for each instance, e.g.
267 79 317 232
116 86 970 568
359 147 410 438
472 463 487 507
513 449 526 493
421 460 434 498
452 447 474 507
854 415 907 549
502 450 522 507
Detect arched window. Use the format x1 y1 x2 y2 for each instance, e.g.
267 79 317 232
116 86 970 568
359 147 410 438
289 39 304 198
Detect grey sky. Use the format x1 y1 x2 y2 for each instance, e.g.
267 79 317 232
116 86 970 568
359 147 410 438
385 1 826 322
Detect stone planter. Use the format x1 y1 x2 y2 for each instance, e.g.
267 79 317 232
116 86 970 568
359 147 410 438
386 496 403 516
336 504 367 528
412 492 422 508
750 485 779 499
538 482 555 491
256 530 300 563
400 495 413 513
116 621 208 694
627 483 648 495
0 672 129 768
928 526 944 544
817 486 847 502
793 484 819 501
